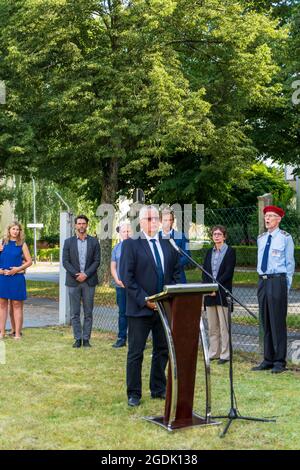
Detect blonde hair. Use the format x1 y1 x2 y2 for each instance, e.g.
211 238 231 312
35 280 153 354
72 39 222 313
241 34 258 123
3 221 25 246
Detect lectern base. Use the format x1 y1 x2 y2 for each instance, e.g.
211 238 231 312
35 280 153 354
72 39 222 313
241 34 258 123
143 413 220 432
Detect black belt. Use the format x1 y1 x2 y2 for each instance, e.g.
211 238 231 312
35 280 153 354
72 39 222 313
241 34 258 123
259 273 286 280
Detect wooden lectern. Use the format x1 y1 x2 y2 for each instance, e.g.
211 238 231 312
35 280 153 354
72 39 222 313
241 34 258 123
145 283 219 431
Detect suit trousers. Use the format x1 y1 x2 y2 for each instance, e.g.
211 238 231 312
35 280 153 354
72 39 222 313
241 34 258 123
258 276 288 368
69 282 95 341
127 313 168 399
206 305 230 360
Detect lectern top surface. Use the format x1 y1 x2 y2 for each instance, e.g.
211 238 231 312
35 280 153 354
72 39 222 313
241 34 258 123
146 283 218 302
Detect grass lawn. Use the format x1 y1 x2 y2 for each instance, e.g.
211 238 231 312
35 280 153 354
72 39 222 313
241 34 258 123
0 327 299 450
26 282 115 305
27 281 59 299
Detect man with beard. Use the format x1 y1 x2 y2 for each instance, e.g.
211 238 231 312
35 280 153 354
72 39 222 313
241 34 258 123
63 215 101 348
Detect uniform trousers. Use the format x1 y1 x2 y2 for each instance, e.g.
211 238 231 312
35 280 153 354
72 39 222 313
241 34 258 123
258 275 288 368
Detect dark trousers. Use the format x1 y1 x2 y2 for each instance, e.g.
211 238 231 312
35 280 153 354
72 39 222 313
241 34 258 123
258 276 288 368
127 313 168 399
116 287 127 341
69 282 95 341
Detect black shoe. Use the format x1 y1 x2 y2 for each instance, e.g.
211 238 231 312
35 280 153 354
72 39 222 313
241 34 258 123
271 366 287 374
72 339 82 348
82 340 91 347
112 339 126 348
128 396 140 407
251 362 273 371
218 359 229 365
151 392 166 400
210 357 220 362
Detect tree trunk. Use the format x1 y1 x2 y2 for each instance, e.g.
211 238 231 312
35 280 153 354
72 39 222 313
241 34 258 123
98 158 119 286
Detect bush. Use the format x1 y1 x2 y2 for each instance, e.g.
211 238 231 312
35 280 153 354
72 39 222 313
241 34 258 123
192 245 300 269
37 248 60 262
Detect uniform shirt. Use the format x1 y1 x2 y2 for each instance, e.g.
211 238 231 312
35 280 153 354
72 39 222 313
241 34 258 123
142 230 165 272
257 227 295 289
77 236 87 273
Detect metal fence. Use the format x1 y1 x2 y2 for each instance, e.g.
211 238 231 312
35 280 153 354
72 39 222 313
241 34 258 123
92 205 300 361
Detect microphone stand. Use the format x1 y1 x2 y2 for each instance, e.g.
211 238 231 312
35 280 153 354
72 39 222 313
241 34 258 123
169 239 275 437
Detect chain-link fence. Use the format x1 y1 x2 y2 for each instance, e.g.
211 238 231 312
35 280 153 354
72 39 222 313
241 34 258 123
92 205 300 361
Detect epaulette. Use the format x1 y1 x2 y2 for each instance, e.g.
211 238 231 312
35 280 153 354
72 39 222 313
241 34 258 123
280 229 290 237
257 232 267 239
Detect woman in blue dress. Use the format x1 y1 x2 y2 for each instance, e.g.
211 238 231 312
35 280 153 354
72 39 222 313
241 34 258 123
0 222 32 340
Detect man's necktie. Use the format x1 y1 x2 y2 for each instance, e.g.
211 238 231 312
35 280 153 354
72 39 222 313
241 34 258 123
150 239 164 293
261 234 272 273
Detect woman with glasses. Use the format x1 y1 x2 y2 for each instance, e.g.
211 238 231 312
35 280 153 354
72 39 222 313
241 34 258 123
202 225 236 364
0 222 32 339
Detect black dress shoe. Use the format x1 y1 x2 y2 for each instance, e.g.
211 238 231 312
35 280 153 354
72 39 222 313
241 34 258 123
112 339 126 348
271 366 287 374
128 396 140 407
218 359 229 365
72 339 82 348
151 392 166 400
251 362 273 371
82 340 91 347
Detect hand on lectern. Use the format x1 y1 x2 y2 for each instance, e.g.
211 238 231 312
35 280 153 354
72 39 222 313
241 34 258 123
146 300 157 310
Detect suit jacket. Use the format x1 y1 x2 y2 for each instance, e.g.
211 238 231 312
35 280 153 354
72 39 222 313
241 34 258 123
120 234 181 317
161 229 191 283
202 245 236 308
62 235 101 287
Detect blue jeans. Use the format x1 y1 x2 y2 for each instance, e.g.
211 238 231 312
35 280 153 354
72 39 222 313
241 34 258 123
116 287 127 341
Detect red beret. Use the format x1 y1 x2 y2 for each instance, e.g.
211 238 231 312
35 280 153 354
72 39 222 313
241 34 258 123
263 205 285 218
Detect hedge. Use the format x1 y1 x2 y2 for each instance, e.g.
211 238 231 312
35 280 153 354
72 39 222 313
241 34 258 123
37 248 60 262
35 245 300 268
192 245 300 268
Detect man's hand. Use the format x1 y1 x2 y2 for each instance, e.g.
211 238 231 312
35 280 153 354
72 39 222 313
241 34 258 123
76 273 88 283
146 300 157 310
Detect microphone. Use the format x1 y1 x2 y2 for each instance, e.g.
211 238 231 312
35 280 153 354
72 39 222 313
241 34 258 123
169 238 211 274
168 238 180 253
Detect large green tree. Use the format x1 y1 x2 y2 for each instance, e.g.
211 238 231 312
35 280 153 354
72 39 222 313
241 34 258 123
0 0 213 280
0 0 293 277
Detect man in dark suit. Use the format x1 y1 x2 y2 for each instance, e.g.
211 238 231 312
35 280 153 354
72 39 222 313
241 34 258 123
120 205 181 407
62 215 101 348
159 208 191 283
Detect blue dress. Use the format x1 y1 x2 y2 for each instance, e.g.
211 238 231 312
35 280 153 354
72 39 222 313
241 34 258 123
0 241 27 300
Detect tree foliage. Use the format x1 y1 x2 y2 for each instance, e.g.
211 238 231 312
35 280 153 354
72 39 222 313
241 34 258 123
0 0 289 208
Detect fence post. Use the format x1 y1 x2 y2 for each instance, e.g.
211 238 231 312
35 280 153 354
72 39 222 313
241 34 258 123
59 211 74 325
257 193 273 355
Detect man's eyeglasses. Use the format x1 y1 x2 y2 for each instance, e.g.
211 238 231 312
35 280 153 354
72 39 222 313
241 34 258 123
264 214 279 219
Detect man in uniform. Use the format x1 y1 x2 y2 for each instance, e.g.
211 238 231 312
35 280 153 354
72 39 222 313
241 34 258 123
252 205 295 374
